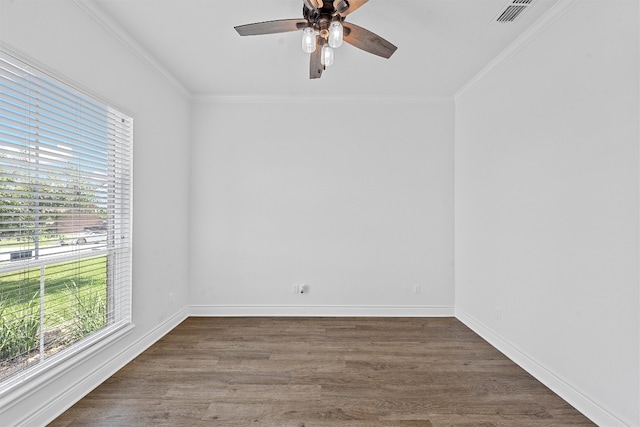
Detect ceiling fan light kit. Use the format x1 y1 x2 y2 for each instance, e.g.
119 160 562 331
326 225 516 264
321 44 334 67
234 0 397 79
328 21 344 48
302 27 317 53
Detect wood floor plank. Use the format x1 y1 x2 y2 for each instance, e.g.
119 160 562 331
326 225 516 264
49 317 595 426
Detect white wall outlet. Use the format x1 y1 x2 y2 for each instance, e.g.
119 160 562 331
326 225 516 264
292 284 307 294
413 284 421 294
168 292 174 305
496 306 502 320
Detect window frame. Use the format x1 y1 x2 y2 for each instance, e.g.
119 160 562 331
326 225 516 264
0 48 133 394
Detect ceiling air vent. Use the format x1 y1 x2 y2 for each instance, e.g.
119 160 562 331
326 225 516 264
495 0 534 23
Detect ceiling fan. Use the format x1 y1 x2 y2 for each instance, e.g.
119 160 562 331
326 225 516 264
234 0 397 79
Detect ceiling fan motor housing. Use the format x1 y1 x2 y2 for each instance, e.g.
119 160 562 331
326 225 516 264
304 0 347 29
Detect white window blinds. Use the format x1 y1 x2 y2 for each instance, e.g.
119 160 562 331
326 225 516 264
0 50 132 386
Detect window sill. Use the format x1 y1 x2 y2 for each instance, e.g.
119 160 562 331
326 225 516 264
0 323 135 411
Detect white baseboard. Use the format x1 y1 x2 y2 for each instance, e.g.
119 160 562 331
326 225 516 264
189 305 455 317
17 306 189 427
455 309 633 427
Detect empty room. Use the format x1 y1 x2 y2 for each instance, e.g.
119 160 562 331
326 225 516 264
0 0 638 426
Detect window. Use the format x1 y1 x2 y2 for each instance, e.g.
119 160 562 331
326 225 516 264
0 50 132 387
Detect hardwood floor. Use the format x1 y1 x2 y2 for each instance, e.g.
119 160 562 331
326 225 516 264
50 317 594 426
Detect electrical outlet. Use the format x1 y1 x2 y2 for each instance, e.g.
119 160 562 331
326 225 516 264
292 284 307 294
413 284 421 294
168 292 174 305
496 306 502 320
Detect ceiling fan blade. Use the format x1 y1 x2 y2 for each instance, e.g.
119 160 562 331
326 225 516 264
235 19 307 36
304 0 322 11
342 0 368 16
343 22 397 59
310 38 324 79
334 0 349 14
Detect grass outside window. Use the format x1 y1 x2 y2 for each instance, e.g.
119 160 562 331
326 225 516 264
0 256 108 380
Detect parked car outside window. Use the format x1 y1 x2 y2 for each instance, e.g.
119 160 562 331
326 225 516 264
60 231 107 246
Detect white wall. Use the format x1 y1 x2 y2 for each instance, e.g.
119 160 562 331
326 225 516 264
455 1 639 425
0 1 191 425
190 99 455 316
2 0 636 425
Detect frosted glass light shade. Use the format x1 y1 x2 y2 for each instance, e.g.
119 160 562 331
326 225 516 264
301 27 316 53
321 45 334 67
328 21 343 48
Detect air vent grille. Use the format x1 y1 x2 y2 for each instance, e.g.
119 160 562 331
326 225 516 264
495 0 534 23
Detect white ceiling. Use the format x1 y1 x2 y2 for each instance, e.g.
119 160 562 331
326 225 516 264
92 0 560 98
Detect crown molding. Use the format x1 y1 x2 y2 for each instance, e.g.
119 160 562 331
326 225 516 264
73 0 192 99
72 0 580 106
191 94 454 105
455 0 580 101
71 1 455 106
